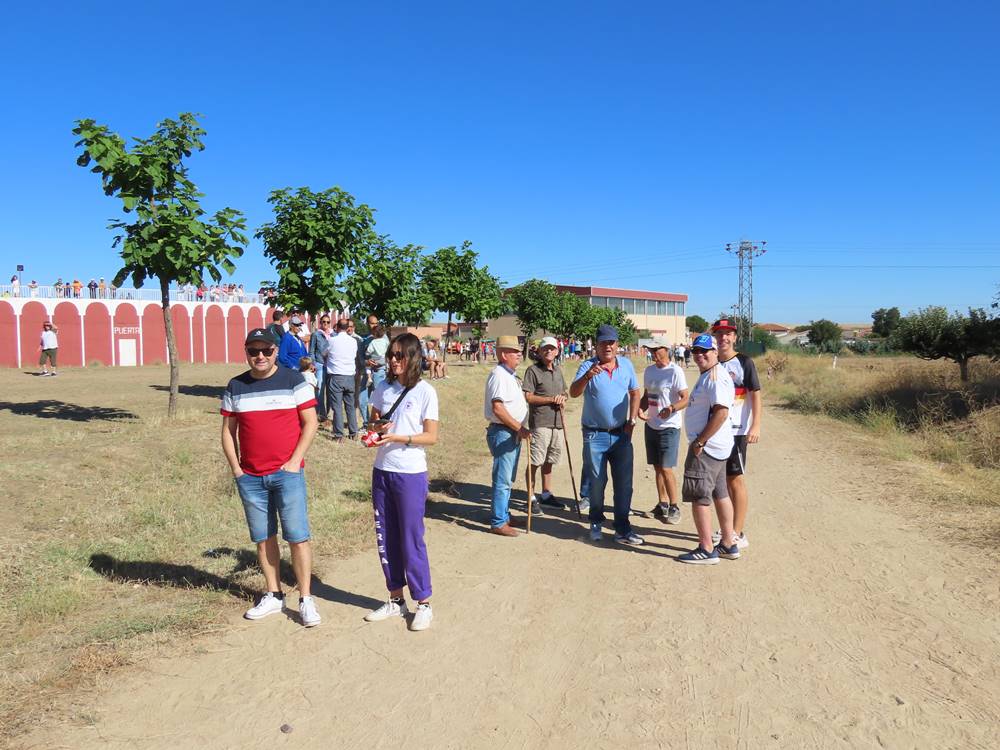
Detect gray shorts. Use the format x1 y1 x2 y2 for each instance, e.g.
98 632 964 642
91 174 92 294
529 426 564 466
682 448 729 506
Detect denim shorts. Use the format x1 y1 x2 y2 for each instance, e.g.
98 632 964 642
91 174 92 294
644 424 680 468
234 469 311 543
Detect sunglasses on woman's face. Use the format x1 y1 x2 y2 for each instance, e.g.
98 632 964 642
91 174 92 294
389 351 406 361
320 319 331 324
246 347 275 358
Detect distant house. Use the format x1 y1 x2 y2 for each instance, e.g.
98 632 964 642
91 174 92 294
757 323 792 335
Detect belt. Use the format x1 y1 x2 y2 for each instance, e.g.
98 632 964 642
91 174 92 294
582 424 625 435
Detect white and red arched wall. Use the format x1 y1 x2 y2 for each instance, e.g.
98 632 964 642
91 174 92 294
0 298 273 368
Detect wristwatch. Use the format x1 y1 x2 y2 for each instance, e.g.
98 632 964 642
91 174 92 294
628 418 637 426
695 439 706 449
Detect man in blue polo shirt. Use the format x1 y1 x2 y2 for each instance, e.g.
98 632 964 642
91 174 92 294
569 324 643 545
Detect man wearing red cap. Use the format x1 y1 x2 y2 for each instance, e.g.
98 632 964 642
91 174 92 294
711 319 762 550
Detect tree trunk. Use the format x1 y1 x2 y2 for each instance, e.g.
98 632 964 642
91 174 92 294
160 277 180 417
959 357 969 383
444 310 452 362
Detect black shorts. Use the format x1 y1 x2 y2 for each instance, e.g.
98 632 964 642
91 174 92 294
726 435 749 477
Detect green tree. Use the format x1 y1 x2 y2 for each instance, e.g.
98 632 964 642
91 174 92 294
342 236 433 326
892 306 1000 382
750 326 779 349
507 279 559 352
458 266 505 340
423 241 481 359
807 319 843 353
256 186 377 315
598 305 638 346
552 292 598 341
871 307 901 338
685 314 709 334
73 113 247 417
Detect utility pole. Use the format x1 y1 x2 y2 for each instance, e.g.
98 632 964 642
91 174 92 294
725 239 767 342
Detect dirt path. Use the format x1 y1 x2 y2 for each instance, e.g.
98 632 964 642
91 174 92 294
22 396 1000 749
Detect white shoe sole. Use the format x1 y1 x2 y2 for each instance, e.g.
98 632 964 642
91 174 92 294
244 605 285 620
678 557 720 565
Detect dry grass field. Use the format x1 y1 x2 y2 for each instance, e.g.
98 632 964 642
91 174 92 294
0 358 501 735
765 352 1000 510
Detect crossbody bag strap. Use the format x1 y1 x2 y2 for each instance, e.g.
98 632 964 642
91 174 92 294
381 385 414 422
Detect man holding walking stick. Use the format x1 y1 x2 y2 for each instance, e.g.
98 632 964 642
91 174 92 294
523 337 569 515
484 335 530 537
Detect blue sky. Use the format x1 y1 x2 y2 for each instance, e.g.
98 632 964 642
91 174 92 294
2 1 998 324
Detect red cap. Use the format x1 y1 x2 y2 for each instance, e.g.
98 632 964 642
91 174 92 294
711 318 738 333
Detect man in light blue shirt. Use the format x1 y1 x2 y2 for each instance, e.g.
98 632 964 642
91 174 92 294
569 324 643 546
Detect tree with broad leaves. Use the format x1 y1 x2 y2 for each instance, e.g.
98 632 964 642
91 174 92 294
551 292 598 341
685 314 709 335
73 113 247 417
423 241 482 360
457 266 505 342
892 306 1000 382
807 319 843 353
507 279 559 353
342 236 433 326
593 305 638 346
871 307 901 338
256 186 377 317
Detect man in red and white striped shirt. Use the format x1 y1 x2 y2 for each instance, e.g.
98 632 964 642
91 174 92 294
221 328 320 626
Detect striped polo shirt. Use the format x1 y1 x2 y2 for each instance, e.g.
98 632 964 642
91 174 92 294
220 367 317 475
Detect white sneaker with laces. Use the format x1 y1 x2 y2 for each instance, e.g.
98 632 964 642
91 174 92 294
244 592 285 620
410 602 433 631
735 532 749 550
365 597 409 622
299 595 321 627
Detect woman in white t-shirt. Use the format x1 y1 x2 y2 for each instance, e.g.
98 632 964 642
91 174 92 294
364 333 439 632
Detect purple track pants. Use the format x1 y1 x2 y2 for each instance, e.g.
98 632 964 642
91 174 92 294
371 468 432 601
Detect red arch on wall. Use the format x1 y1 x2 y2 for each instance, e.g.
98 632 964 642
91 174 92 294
83 303 113 366
18 302 47 369
113 304 140 366
171 305 192 363
248 307 264 331
205 305 225 363
192 305 205 363
142 304 166 366
53 302 83 368
0 302 17 368
226 307 246 363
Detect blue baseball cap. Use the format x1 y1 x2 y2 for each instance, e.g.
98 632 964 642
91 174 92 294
690 333 716 351
596 324 619 342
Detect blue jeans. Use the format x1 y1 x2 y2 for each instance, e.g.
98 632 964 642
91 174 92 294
582 428 634 536
314 364 327 421
486 424 521 528
235 469 310 543
357 370 370 428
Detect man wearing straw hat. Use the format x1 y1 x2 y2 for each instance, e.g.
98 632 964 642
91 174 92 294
523 336 569 515
569 324 644 546
484 335 530 537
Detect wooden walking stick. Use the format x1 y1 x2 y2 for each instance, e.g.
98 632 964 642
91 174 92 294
559 405 582 520
525 429 533 533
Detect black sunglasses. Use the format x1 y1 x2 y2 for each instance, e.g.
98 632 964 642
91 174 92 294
320 318 331 323
246 347 275 357
388 351 406 361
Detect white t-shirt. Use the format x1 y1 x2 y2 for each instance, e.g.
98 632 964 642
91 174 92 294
643 362 688 430
685 366 736 461
40 330 58 349
372 380 438 473
484 365 528 425
326 332 358 376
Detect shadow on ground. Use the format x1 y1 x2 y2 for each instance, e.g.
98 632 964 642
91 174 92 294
150 384 226 399
427 479 693 557
88 549 381 611
0 400 137 421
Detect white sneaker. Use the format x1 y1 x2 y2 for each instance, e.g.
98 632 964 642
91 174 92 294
410 602 433 631
244 592 285 620
299 596 321 627
365 597 409 622
711 530 748 549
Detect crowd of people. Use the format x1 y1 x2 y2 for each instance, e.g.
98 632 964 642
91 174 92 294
218 313 762 632
4 275 271 302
